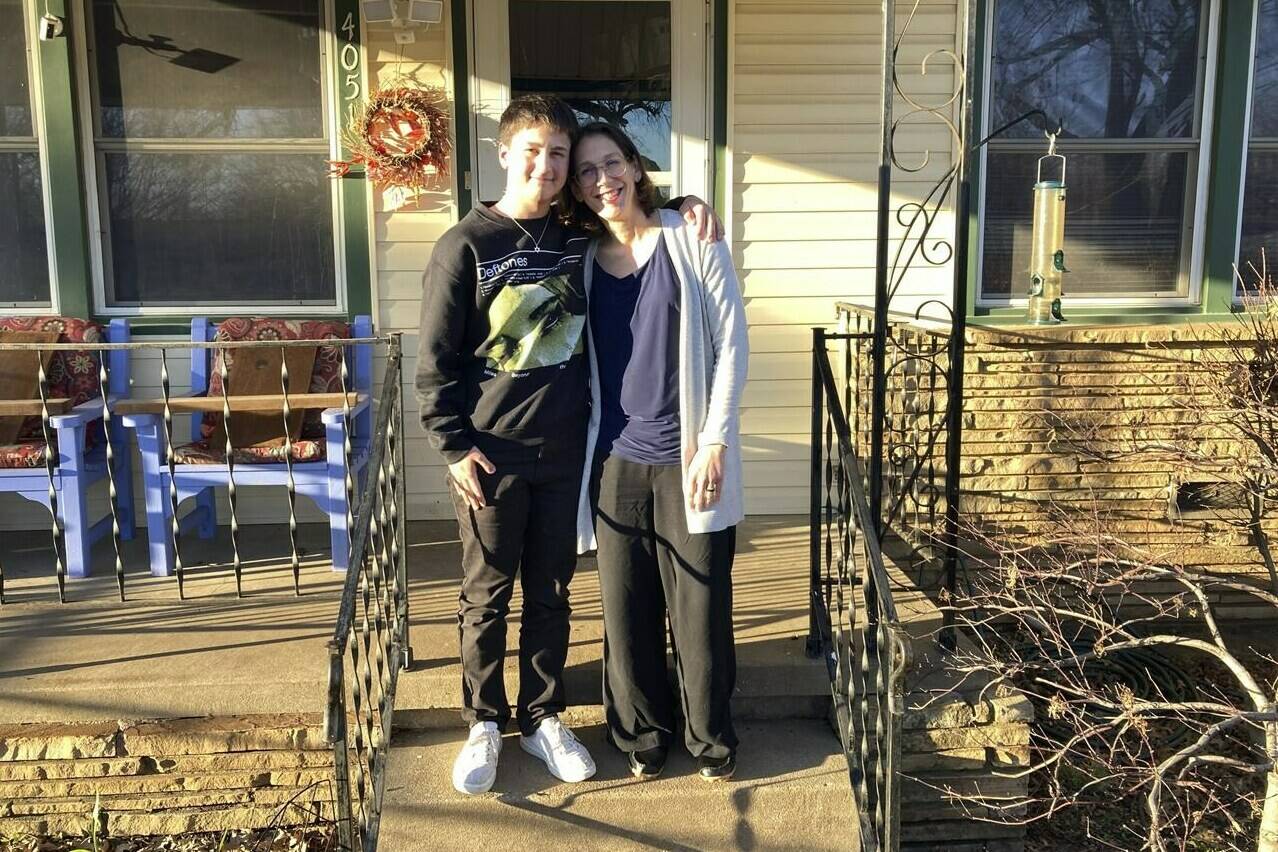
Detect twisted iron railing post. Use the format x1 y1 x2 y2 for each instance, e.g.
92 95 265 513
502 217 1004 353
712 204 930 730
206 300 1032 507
809 327 827 659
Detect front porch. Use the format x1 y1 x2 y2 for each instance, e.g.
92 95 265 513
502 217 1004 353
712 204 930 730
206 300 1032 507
0 516 1024 850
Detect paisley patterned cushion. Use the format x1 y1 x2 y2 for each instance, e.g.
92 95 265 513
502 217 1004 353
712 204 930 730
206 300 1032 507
0 441 48 469
0 317 104 444
170 438 326 465
199 318 351 444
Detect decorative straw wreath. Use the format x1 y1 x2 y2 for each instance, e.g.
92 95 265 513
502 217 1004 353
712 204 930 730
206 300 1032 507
329 85 451 192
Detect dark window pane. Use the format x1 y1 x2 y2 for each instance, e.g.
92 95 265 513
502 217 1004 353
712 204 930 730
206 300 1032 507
982 150 1188 297
0 0 33 137
102 153 334 306
0 152 50 305
990 0 1201 139
1240 151 1278 280
91 0 324 139
1252 0 1278 137
510 1 672 172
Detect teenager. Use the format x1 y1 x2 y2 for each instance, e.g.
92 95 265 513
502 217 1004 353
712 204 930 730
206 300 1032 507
416 95 720 795
571 123 748 782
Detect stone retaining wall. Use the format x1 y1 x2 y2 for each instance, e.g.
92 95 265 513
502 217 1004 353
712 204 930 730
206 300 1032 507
959 322 1275 613
900 687 1032 852
0 714 334 838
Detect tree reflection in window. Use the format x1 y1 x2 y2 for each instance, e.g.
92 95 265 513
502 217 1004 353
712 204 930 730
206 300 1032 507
509 1 672 176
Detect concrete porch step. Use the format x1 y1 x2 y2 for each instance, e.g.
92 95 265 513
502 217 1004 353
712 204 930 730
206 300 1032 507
380 718 859 851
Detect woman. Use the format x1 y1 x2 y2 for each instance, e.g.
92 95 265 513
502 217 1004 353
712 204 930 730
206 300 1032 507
572 122 748 782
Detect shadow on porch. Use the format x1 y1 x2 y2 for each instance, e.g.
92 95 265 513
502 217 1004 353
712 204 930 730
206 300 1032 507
0 517 828 725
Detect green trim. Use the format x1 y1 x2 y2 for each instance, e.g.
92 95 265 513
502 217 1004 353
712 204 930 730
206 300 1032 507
450 0 472 216
36 0 91 318
333 0 373 319
1201 0 1255 313
965 0 988 321
974 306 1240 327
712 0 729 214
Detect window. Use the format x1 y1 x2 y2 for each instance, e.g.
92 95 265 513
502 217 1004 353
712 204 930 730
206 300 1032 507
508 0 673 195
1239 0 1278 284
979 0 1209 305
1 0 51 307
80 0 340 312
469 0 707 206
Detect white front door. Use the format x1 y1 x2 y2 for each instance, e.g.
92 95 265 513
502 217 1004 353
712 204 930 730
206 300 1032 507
468 0 710 205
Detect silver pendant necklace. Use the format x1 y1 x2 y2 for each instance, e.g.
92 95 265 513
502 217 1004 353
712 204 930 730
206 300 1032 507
511 214 552 253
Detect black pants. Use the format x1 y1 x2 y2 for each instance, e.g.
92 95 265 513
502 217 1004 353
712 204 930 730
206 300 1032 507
450 435 583 736
593 455 738 760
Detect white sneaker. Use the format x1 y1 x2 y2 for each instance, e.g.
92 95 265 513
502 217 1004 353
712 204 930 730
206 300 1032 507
452 721 501 794
520 716 597 783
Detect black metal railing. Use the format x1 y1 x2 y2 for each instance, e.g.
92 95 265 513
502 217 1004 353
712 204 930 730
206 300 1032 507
324 338 409 852
834 303 956 591
0 331 383 603
810 327 911 852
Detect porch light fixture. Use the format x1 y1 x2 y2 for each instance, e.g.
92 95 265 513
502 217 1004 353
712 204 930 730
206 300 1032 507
1026 132 1068 325
407 0 443 24
361 0 396 23
37 13 64 41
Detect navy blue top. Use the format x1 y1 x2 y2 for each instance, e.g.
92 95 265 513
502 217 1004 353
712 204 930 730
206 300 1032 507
590 234 682 465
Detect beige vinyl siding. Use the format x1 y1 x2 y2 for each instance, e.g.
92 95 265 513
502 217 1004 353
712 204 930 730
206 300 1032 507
730 0 958 514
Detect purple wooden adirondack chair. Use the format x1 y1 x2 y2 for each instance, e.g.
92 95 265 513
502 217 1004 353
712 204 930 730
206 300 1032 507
122 316 374 577
0 317 135 578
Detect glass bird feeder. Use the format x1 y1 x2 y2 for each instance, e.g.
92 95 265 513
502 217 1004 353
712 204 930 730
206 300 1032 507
1026 134 1067 325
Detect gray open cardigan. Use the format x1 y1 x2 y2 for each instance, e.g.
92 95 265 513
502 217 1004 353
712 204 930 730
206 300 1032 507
576 209 750 553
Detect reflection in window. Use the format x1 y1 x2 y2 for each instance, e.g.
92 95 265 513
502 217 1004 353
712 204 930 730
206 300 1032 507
983 152 1188 297
0 0 33 137
91 0 323 139
509 1 672 175
87 0 335 308
104 154 335 305
990 0 1200 139
981 0 1203 301
1240 0 1278 285
0 0 49 306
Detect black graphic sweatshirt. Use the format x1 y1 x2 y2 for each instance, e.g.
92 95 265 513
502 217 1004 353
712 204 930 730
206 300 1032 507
415 203 591 463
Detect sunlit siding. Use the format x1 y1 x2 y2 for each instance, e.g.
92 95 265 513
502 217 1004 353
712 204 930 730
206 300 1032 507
368 16 460 522
730 0 958 513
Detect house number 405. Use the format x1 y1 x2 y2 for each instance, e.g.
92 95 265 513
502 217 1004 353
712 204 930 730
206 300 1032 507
340 12 361 102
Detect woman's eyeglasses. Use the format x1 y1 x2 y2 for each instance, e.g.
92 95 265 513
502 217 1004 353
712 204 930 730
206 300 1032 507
574 157 629 187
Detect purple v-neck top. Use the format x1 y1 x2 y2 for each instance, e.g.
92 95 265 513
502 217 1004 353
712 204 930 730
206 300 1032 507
589 234 682 466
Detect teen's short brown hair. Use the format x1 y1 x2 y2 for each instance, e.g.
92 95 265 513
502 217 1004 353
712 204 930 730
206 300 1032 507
497 94 579 147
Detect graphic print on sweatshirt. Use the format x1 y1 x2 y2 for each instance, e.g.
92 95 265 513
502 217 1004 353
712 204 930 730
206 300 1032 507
476 240 588 375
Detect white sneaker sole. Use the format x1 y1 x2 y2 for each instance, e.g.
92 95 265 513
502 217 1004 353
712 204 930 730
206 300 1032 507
519 736 597 783
452 770 496 795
